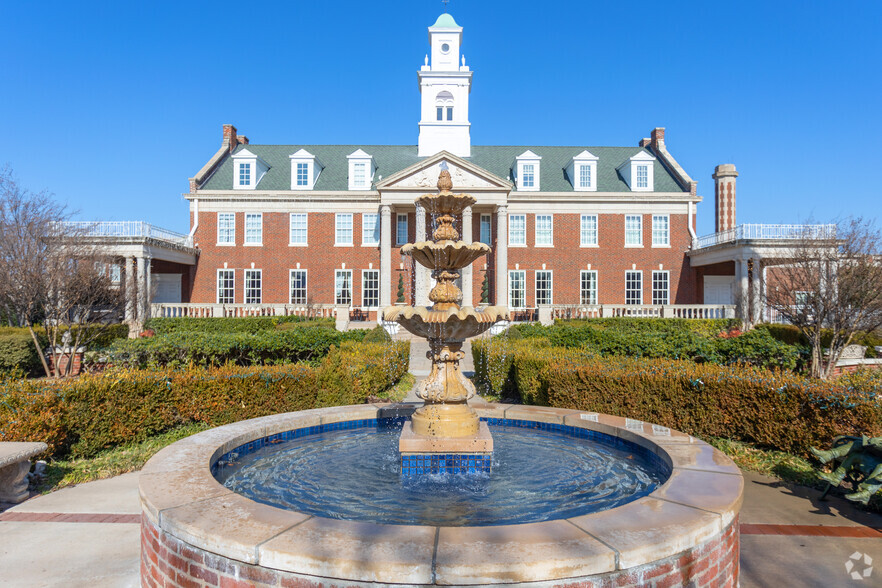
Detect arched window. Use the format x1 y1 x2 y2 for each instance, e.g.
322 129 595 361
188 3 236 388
435 91 454 122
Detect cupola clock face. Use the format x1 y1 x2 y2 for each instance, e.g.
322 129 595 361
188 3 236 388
441 43 450 53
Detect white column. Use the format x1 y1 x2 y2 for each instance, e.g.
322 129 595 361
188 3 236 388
495 205 508 306
124 257 135 323
461 205 473 307
136 256 146 324
736 259 749 322
415 204 430 306
380 205 392 308
145 257 153 319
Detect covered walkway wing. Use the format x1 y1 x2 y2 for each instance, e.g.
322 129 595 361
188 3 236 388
688 223 837 324
64 222 199 328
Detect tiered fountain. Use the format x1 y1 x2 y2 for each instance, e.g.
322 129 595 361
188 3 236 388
384 168 507 468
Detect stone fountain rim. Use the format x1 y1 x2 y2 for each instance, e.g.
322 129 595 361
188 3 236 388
139 403 743 586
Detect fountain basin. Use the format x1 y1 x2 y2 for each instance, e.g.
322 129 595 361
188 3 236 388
140 403 743 587
402 240 492 270
385 305 508 341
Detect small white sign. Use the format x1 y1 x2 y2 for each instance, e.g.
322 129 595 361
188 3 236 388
580 413 599 422
625 418 644 431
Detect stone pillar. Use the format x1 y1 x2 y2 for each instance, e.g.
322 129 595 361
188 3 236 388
461 205 473 307
380 205 392 308
415 203 430 306
124 256 135 324
736 259 749 322
495 205 508 306
136 257 146 325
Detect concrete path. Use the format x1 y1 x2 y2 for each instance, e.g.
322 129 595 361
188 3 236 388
0 472 141 587
2 453 881 587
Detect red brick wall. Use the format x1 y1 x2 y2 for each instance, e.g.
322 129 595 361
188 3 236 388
141 512 739 587
189 210 699 308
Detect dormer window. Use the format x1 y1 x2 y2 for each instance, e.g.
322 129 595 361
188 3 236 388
567 150 598 192
238 163 251 186
617 150 655 192
514 150 541 192
231 148 269 190
346 149 376 191
289 149 323 191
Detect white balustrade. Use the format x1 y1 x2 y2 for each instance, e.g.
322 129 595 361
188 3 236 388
62 221 192 247
692 223 837 250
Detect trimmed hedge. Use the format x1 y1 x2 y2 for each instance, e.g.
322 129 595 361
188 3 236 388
0 333 41 375
473 338 882 456
505 322 799 370
144 316 334 335
0 340 408 457
109 327 368 368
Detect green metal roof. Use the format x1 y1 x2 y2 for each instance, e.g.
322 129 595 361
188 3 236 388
431 13 460 28
200 144 687 193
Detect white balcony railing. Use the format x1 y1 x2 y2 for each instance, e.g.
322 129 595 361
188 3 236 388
499 304 735 322
63 221 192 247
693 223 837 250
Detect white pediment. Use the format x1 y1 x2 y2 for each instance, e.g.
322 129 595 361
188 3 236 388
377 151 511 191
289 149 315 159
347 149 372 159
516 149 541 160
573 149 598 161
232 148 257 158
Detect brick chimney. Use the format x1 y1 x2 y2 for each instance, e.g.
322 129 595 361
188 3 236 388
712 164 738 232
639 138 651 148
649 127 665 152
222 124 238 154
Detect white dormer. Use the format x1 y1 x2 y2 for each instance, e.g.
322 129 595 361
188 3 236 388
289 149 323 191
514 150 541 192
618 150 656 192
346 149 375 191
567 150 599 192
231 149 269 190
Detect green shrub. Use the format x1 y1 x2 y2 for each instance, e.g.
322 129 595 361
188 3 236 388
0 325 129 352
539 357 882 457
145 316 334 335
0 333 41 375
109 327 366 368
362 325 392 344
0 340 409 457
715 329 800 371
550 317 740 337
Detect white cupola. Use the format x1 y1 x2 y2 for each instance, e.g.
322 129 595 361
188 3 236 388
417 13 472 157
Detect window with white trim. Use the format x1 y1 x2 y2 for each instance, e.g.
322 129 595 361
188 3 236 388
625 215 643 246
652 270 669 305
579 165 592 189
652 215 670 246
352 162 367 189
479 214 491 245
289 213 307 245
245 213 262 245
335 269 352 305
580 270 598 305
362 213 380 246
217 213 235 245
396 214 408 245
535 215 553 247
509 270 526 309
362 270 380 308
535 270 553 305
509 214 526 246
580 214 598 246
217 269 234 304
109 264 122 284
238 163 251 187
625 270 643 305
296 162 309 187
244 270 262 304
289 270 308 304
335 213 353 246
636 165 649 189
522 164 535 188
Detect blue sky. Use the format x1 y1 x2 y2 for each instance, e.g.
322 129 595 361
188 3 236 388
2 1 879 236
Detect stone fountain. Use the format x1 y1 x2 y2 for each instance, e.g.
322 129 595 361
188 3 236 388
384 169 508 466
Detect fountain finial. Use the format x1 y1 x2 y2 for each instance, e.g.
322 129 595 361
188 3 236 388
437 169 453 193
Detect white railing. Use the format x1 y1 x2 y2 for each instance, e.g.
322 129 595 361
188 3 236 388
150 303 339 319
63 221 192 247
506 304 735 321
693 223 837 249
